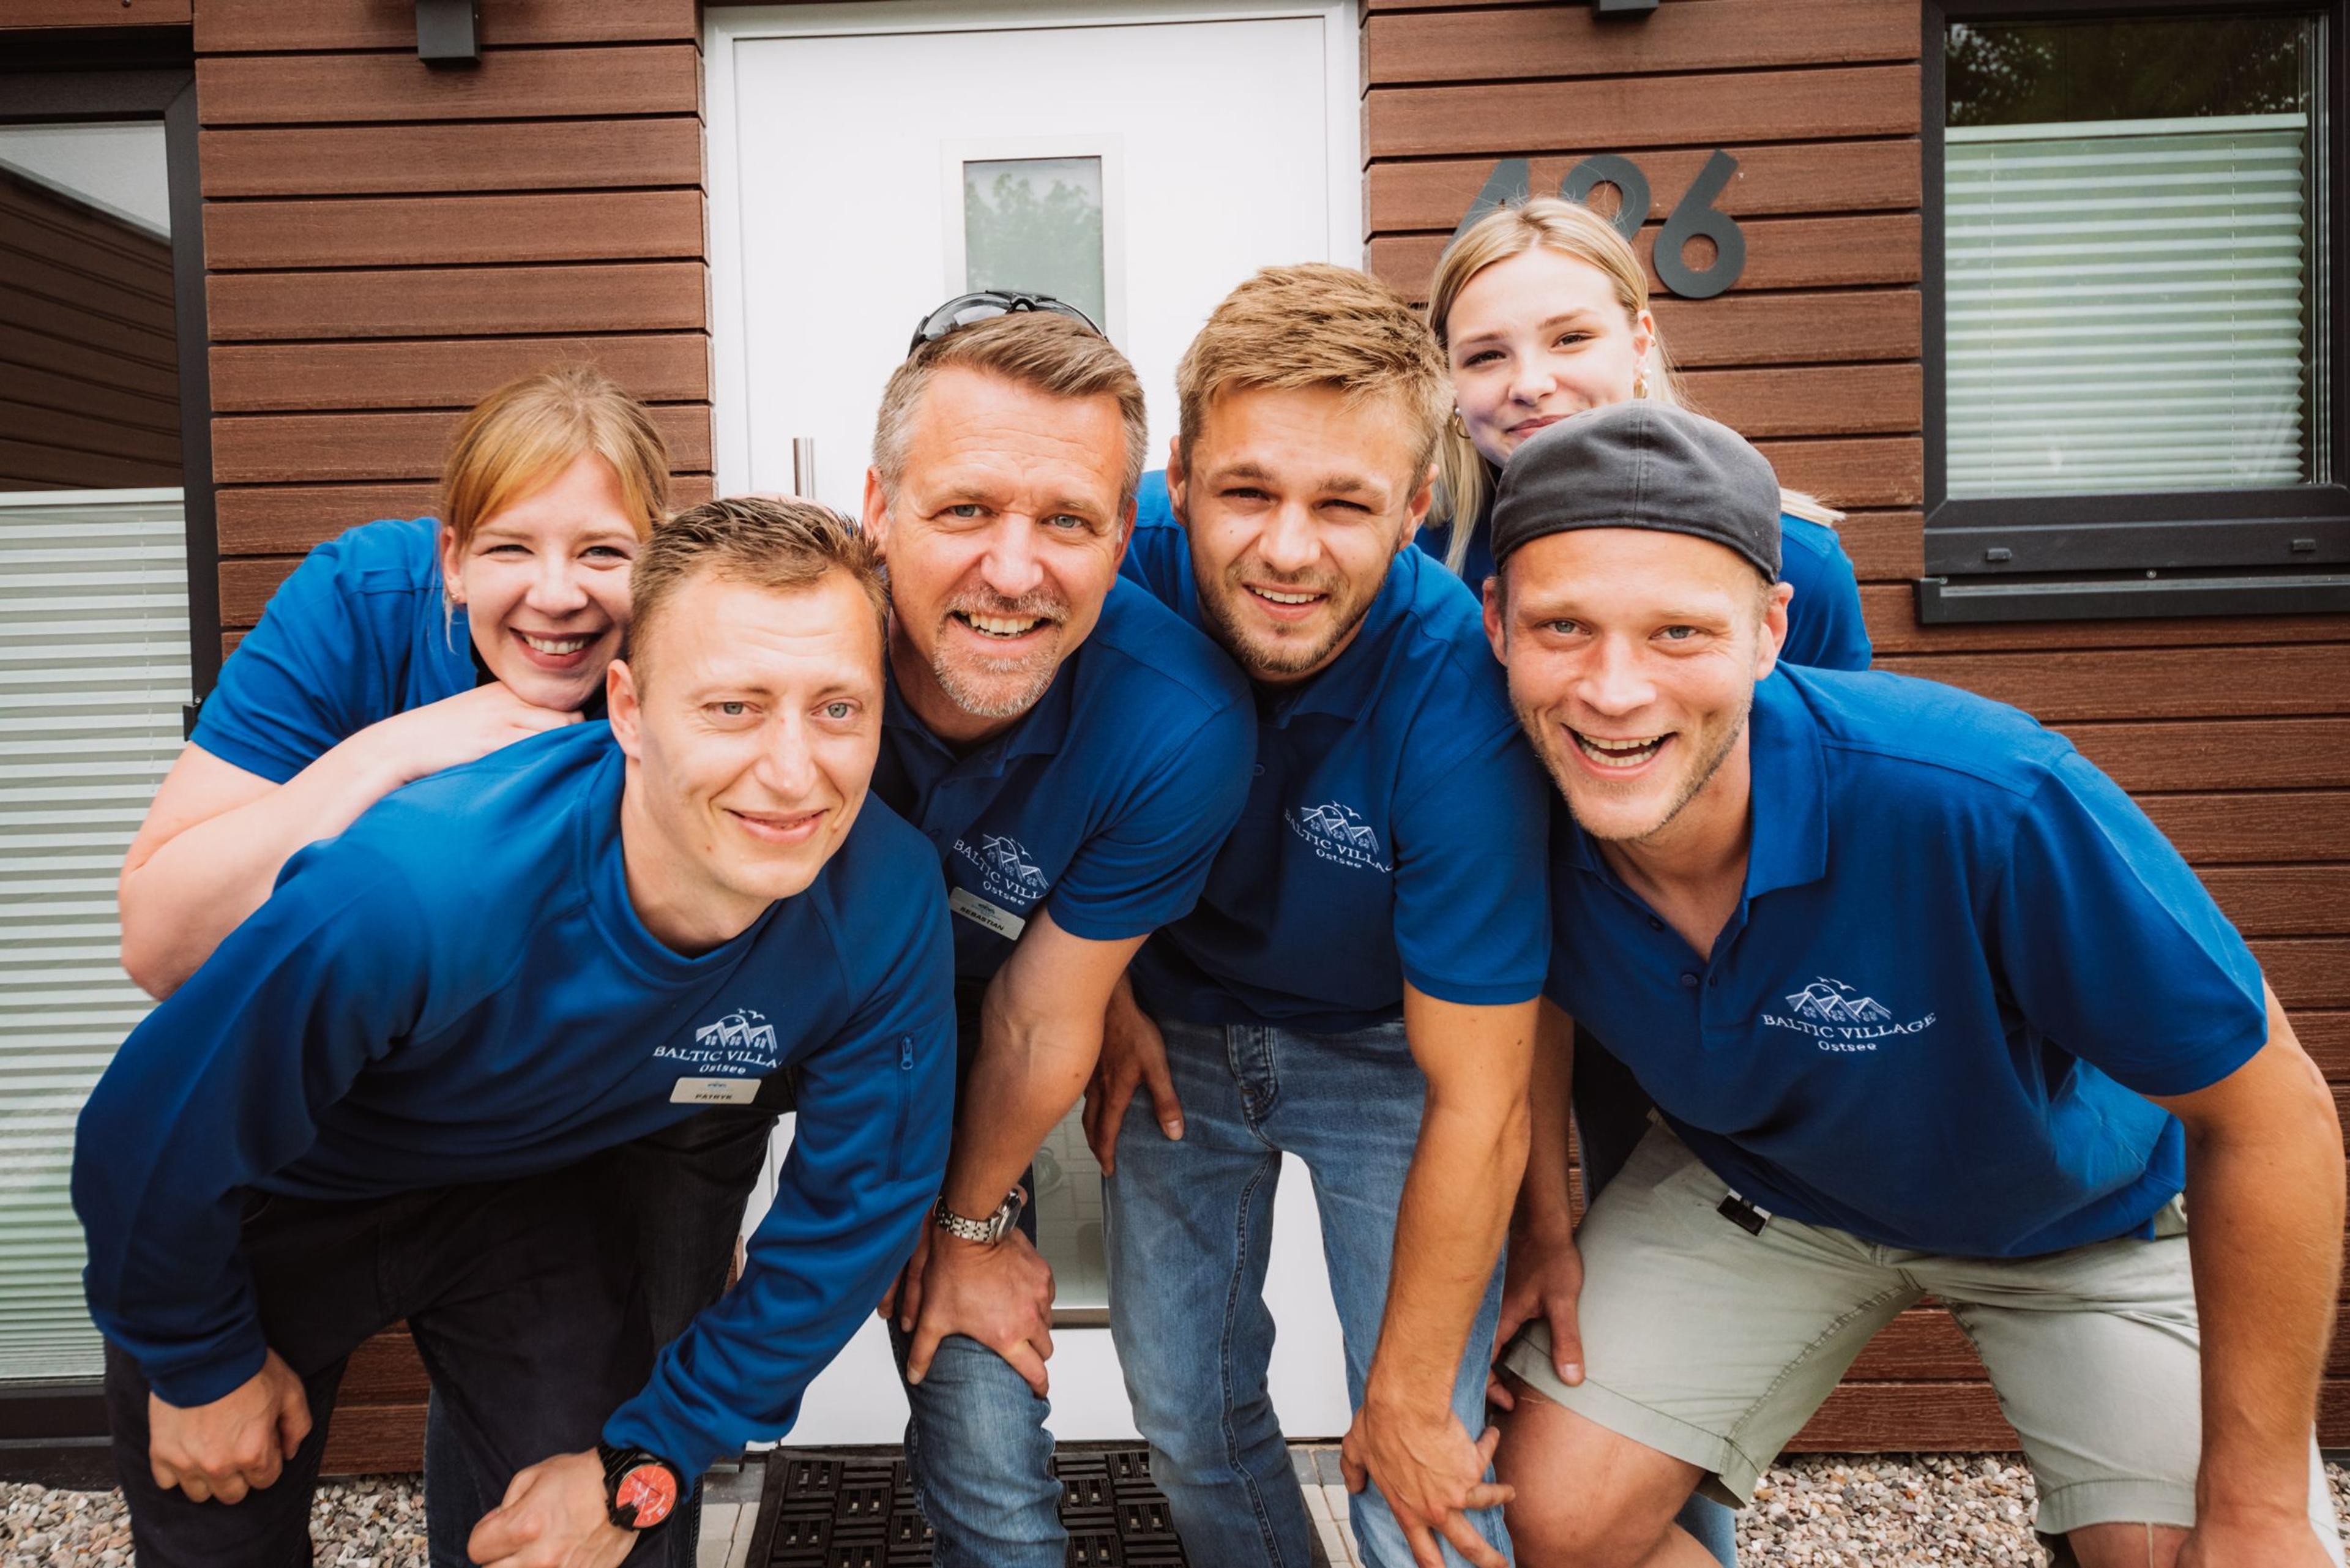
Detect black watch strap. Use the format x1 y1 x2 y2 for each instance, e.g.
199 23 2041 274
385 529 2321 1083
595 1441 684 1529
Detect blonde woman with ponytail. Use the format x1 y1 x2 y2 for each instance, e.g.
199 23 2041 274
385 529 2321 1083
1436 203 1870 1568
1424 197 1870 672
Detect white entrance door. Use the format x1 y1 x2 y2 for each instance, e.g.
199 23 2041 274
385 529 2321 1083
706 0 1362 1443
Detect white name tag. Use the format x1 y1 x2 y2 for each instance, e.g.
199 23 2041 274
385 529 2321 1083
670 1077 761 1106
949 886 1028 941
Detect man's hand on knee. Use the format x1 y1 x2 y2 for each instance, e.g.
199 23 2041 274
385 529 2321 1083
1488 1222 1583 1413
1082 974 1182 1176
903 1227 1056 1395
1341 1403 1513 1568
147 1348 310 1504
2172 1507 2331 1568
467 1450 636 1568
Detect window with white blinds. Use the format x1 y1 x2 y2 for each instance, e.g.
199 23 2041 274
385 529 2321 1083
1946 113 2312 498
0 489 187 1382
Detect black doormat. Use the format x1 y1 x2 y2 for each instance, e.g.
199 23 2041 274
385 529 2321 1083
747 1441 1221 1567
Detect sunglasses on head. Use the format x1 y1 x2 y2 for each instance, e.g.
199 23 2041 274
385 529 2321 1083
907 290 1105 356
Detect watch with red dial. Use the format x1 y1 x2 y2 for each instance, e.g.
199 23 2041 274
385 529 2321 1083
596 1442 684 1530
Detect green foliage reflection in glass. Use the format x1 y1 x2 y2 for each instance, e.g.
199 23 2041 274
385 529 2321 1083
1947 15 2310 127
963 157 1106 329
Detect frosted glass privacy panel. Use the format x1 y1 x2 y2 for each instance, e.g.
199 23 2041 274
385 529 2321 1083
0 491 186 1381
964 157 1106 327
1942 14 2327 499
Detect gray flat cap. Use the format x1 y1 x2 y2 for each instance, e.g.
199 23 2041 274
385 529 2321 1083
1489 401 1781 580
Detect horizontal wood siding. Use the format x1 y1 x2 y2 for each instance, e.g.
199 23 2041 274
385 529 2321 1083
0 0 188 27
195 0 711 647
0 171 181 490
1362 0 2350 1454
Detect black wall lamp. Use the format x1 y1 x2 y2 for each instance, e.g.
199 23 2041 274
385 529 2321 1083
416 0 480 64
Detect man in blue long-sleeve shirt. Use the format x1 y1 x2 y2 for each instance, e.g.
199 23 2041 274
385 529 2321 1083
74 498 957 1568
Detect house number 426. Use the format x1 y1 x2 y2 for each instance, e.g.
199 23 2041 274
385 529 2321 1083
1452 149 1746 300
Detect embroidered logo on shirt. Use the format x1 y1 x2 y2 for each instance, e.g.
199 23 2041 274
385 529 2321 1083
1285 801 1392 873
950 832 1051 909
653 1007 781 1075
1760 978 1936 1052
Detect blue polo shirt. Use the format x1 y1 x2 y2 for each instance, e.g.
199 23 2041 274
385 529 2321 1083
75 722 956 1474
1417 501 1873 672
1121 474 1550 1033
1547 665 2267 1258
193 516 477 783
871 577 1255 981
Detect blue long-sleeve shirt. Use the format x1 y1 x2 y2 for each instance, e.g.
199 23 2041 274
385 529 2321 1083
75 723 955 1474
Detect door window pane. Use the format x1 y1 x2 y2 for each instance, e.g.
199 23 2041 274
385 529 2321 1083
964 155 1106 327
1943 15 2329 498
1032 1109 1106 1312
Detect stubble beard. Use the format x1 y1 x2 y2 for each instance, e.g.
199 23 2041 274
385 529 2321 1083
1520 689 1751 847
930 589 1067 719
1196 564 1370 681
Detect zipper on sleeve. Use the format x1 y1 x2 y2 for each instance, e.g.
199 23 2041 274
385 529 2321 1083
887 1032 916 1178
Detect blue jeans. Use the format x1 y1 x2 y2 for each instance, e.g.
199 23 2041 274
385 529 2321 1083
888 1160 1067 1568
1104 1015 1510 1568
1575 1034 1739 1568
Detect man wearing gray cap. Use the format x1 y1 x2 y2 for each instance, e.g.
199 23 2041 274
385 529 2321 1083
1480 401 2344 1568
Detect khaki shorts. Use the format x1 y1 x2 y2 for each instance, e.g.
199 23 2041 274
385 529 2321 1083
1501 1125 2344 1555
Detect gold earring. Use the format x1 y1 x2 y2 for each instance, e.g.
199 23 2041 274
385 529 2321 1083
1633 364 1651 400
1449 408 1469 437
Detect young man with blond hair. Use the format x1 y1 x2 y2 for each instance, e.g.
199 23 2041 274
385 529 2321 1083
1483 403 2344 1568
1087 264 1543 1568
76 499 957 1568
860 303 1256 1567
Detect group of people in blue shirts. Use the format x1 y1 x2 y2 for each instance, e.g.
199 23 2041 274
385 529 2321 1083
73 198 2345 1568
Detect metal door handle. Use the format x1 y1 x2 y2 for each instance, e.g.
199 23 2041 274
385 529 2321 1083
792 438 818 499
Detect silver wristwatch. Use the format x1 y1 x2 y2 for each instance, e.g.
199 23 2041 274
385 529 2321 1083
933 1185 1024 1245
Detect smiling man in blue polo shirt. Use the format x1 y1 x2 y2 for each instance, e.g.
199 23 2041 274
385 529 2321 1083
1086 264 1545 1568
1480 402 2345 1568
857 304 1255 1568
74 499 956 1568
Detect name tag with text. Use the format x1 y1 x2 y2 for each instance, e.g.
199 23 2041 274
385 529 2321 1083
670 1077 761 1106
949 886 1028 942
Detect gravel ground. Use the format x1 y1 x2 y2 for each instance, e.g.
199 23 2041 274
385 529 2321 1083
2 1476 424 1567
9 1460 2350 1566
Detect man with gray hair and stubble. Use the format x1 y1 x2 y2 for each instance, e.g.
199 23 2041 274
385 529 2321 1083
859 296 1256 1568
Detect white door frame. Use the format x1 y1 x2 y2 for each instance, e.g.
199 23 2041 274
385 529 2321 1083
702 0 1365 496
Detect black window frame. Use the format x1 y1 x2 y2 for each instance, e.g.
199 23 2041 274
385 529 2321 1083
1918 0 2350 622
0 32 208 1471
0 36 220 712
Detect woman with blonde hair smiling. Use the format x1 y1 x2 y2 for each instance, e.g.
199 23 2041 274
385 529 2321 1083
120 362 670 993
1428 198 1872 1568
1424 195 1870 675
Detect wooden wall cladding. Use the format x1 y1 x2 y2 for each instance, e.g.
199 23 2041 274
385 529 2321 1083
1363 0 2349 1457
0 171 181 490
197 0 714 635
0 0 189 27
